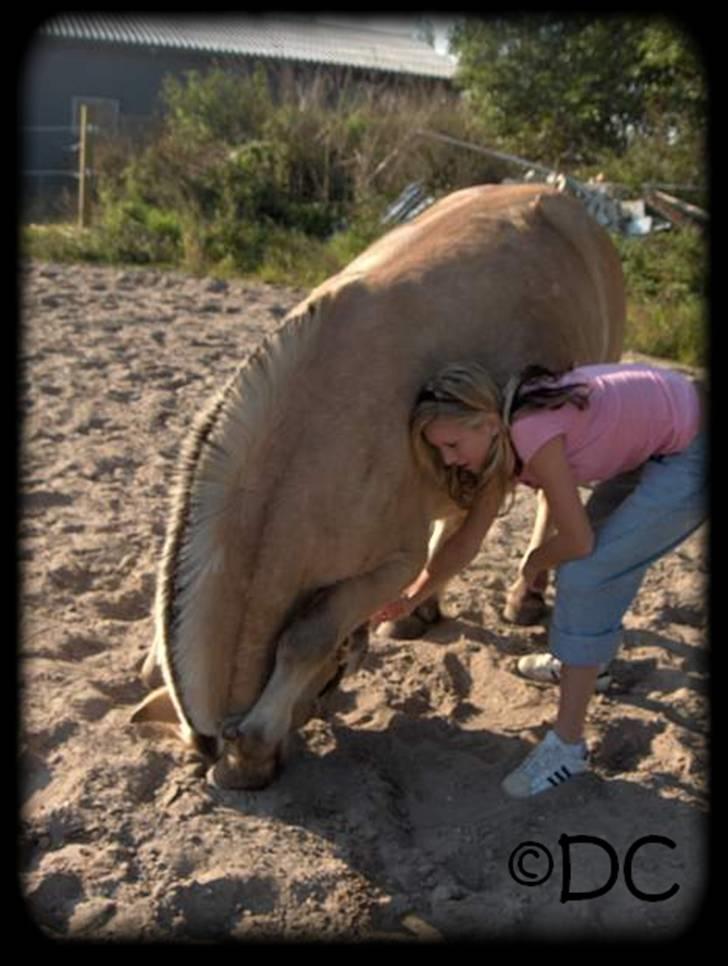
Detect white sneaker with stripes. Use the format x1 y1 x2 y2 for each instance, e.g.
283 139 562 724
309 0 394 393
502 729 589 798
517 654 612 693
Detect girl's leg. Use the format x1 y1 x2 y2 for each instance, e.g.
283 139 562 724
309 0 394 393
550 432 706 669
554 664 601 743
501 665 599 798
503 432 706 798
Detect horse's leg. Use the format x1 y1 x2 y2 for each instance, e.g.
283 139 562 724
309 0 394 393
381 512 465 639
211 550 424 789
504 489 553 624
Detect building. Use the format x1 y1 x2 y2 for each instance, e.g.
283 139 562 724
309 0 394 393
20 13 457 218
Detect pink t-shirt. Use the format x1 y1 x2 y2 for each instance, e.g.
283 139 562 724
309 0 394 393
510 363 701 488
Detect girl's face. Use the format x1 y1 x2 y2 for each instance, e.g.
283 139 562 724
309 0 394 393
424 415 500 475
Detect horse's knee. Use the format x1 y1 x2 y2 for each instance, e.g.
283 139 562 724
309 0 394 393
276 605 338 673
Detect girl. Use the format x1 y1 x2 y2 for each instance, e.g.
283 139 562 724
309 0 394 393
371 361 706 798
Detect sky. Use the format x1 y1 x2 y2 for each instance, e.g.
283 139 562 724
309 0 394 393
428 16 458 56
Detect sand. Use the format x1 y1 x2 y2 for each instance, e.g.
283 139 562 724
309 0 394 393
19 259 708 942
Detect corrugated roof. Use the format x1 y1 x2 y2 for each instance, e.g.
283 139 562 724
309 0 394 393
39 14 457 80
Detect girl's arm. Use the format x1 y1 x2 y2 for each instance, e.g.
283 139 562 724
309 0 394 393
372 484 501 623
521 434 594 584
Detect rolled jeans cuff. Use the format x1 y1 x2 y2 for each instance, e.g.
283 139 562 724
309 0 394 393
550 623 623 667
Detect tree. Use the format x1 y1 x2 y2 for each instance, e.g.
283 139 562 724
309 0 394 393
450 15 706 170
634 19 706 141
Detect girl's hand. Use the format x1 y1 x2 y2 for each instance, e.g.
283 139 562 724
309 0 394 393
370 596 416 627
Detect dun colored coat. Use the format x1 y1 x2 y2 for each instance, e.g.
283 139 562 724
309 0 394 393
132 184 625 788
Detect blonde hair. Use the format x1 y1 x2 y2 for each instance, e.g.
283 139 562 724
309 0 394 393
411 361 591 510
411 362 516 510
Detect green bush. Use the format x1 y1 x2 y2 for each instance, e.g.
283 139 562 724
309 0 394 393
83 67 507 276
325 202 386 265
614 228 706 367
161 66 274 145
23 64 707 368
98 196 183 265
256 227 337 288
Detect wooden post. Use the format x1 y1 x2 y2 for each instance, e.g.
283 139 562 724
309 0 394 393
77 104 88 229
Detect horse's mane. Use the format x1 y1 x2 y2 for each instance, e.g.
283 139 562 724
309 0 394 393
153 296 324 734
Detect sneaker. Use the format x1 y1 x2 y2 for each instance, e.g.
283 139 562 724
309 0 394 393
517 654 611 693
502 729 589 798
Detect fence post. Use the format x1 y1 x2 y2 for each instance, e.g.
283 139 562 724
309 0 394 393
77 104 89 229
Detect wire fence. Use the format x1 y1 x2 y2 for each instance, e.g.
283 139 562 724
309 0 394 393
21 113 158 223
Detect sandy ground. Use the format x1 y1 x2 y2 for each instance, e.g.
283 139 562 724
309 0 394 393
19 259 709 942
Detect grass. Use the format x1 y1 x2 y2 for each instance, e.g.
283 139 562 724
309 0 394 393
21 223 108 264
614 229 707 368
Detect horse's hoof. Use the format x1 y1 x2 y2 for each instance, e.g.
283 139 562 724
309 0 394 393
378 597 442 640
503 587 548 626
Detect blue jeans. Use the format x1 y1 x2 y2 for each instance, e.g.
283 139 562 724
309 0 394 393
550 430 707 667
